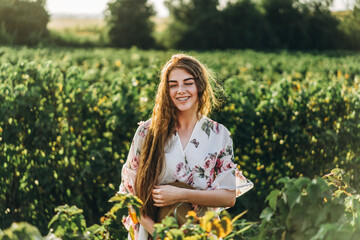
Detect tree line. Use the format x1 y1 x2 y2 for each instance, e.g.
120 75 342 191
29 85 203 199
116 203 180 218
0 0 359 50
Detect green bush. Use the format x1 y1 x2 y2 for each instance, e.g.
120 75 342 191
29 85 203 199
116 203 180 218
257 168 360 239
0 0 49 46
0 222 43 240
0 194 142 240
1 47 360 234
2 169 359 239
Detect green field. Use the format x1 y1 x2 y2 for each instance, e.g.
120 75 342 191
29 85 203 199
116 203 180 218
1 47 360 239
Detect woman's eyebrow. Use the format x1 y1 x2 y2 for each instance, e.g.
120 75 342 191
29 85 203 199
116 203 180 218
168 77 195 82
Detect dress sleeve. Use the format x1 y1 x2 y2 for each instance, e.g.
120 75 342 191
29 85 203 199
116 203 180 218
118 121 149 232
210 130 254 198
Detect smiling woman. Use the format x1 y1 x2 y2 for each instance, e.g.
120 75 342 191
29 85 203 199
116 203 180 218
118 54 254 239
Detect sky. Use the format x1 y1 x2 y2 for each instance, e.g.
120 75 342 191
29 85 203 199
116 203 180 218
46 0 169 17
46 0 354 18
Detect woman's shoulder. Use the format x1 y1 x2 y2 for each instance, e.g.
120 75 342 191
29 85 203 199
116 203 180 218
137 118 151 128
201 116 230 137
134 118 151 138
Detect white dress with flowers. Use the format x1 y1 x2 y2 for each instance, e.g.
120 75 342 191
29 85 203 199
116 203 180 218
118 116 254 240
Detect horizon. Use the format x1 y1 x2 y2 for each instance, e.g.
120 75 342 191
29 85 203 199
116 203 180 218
46 0 354 19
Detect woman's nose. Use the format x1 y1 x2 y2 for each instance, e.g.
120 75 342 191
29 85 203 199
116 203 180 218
177 84 186 93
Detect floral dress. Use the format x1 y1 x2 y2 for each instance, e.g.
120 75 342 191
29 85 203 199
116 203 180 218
118 116 254 240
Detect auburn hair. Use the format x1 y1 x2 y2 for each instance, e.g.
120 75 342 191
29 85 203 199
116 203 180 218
134 54 219 218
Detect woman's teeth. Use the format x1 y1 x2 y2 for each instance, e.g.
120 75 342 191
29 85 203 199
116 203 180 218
177 97 190 101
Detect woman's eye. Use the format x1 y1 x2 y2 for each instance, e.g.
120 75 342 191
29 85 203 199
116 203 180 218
185 83 193 85
169 85 177 88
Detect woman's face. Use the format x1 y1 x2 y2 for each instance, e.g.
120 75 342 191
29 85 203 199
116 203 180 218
168 68 199 114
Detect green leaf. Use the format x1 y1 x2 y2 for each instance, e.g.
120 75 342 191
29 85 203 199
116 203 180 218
310 223 338 240
109 194 125 203
54 204 83 215
294 177 311 189
231 210 248 224
162 216 178 228
285 185 301 209
260 207 274 222
86 224 101 235
48 212 60 228
54 225 66 237
266 189 280 211
168 229 184 239
308 178 330 201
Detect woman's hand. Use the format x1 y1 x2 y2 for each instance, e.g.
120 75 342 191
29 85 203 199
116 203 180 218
153 184 236 208
139 214 155 235
152 185 185 207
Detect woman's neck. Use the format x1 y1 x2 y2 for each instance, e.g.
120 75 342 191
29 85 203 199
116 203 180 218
176 111 199 131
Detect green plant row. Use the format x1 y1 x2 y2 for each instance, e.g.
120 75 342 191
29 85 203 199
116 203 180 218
1 47 360 233
1 169 359 240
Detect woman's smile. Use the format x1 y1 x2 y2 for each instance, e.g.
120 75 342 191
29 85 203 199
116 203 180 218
176 96 190 101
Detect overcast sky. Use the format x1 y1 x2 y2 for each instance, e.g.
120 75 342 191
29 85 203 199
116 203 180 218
46 0 353 17
46 0 169 17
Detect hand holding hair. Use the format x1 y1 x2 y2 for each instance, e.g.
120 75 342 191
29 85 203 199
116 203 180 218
152 185 185 207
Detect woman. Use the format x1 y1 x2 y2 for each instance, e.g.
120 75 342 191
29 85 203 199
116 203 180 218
118 54 253 239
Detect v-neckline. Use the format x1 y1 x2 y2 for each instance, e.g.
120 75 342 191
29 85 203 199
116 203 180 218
176 117 201 152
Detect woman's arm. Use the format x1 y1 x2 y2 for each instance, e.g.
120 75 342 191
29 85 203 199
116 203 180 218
139 214 155 236
152 185 236 208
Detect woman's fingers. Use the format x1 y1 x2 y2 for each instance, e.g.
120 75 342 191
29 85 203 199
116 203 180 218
152 185 181 206
152 188 164 204
153 202 164 207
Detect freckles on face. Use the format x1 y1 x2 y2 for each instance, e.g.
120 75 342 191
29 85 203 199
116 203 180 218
168 68 199 113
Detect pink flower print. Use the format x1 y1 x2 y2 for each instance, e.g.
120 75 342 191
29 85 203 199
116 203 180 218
203 153 217 172
122 215 132 230
214 122 219 134
130 154 139 171
204 159 213 171
138 121 150 137
133 223 140 240
215 156 224 172
207 168 216 188
221 160 236 172
175 162 188 181
124 179 134 194
186 172 194 185
176 162 184 174
138 128 146 137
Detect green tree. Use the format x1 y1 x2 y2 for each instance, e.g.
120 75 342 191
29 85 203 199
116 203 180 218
106 0 155 49
0 0 49 45
164 0 223 49
163 0 341 50
263 0 340 50
221 0 272 49
339 0 360 50
263 0 310 49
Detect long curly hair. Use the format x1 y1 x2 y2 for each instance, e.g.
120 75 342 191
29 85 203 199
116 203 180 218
134 54 219 218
